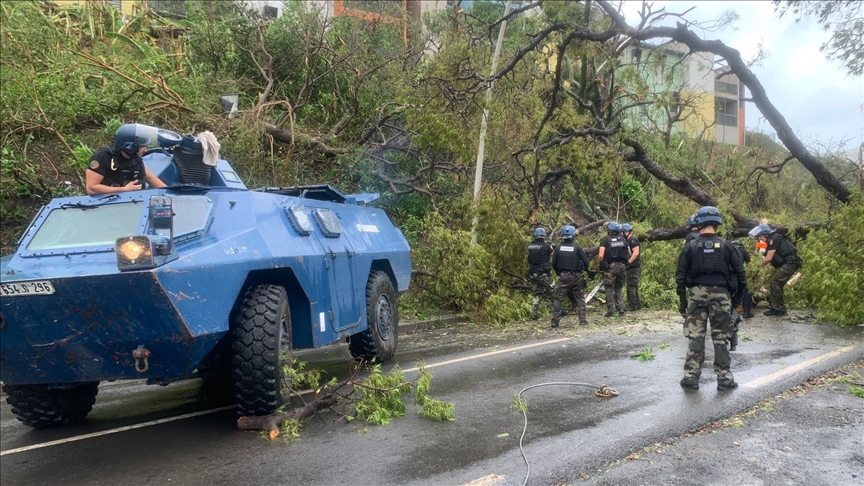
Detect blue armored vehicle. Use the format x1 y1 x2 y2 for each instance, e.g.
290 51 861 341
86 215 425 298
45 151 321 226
0 125 412 427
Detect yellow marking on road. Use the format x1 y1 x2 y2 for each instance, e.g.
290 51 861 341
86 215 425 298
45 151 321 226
402 337 572 373
742 345 857 389
0 405 236 457
460 473 506 486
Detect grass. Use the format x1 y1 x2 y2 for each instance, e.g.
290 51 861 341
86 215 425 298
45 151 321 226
630 348 656 361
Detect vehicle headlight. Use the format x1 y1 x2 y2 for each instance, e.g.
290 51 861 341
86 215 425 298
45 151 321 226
115 236 156 270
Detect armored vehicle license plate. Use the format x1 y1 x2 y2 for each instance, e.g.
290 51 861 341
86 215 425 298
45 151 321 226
0 281 55 297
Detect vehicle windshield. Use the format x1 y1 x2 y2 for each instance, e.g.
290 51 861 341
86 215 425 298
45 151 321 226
26 202 144 251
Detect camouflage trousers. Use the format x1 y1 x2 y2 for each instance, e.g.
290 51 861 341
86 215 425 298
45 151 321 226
551 271 586 326
769 263 800 312
529 272 553 319
602 262 627 313
682 286 735 383
626 264 642 310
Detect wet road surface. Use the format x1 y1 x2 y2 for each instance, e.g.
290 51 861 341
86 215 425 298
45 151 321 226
2 311 862 485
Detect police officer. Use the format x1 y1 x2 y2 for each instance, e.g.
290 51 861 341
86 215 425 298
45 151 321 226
684 214 699 244
527 228 554 320
749 224 801 317
619 223 642 311
731 241 754 318
86 123 167 195
597 222 631 317
676 206 746 390
550 225 590 327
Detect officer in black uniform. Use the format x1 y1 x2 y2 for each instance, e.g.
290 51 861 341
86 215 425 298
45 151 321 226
731 241 754 318
676 206 746 390
86 123 167 195
597 222 631 317
527 227 554 320
619 223 642 311
684 214 699 244
749 224 801 316
550 225 590 327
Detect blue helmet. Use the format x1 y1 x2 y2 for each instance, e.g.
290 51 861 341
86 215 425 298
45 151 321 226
748 223 773 238
606 221 619 233
533 227 547 238
619 223 633 232
115 123 157 154
560 225 576 238
693 206 722 226
687 214 697 227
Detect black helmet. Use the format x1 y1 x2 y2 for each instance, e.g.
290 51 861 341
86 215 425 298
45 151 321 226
115 123 157 154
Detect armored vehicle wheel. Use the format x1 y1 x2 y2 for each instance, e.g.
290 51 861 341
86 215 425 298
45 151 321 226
3 382 99 428
231 284 292 416
349 271 398 363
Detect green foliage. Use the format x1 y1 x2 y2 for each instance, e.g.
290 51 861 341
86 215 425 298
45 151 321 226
278 419 302 440
351 363 411 425
510 395 528 414
414 363 455 421
630 348 656 361
848 386 864 399
636 241 680 310
793 195 864 326
619 173 648 214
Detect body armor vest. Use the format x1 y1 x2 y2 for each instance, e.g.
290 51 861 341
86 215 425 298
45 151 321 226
606 236 630 262
555 242 583 272
527 241 550 266
687 237 731 288
771 235 799 267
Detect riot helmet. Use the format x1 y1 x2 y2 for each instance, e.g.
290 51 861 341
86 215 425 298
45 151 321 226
748 224 773 238
606 221 619 234
533 228 547 239
693 206 722 226
115 123 158 155
687 214 697 227
619 223 633 233
560 225 576 239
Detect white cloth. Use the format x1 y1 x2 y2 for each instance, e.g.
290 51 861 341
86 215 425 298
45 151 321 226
198 131 220 167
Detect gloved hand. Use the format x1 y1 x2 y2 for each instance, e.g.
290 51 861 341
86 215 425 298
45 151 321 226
677 289 688 317
599 260 610 271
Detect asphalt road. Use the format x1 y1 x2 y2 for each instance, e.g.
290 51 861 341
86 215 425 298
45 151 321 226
1 310 862 486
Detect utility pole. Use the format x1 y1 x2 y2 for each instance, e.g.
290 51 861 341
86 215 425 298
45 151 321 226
471 1 513 245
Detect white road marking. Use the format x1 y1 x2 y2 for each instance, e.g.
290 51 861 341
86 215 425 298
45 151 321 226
3 341 855 456
402 337 572 373
1 337 571 456
0 405 235 457
742 345 857 389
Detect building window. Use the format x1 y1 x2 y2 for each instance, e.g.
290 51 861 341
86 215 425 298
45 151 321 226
715 80 738 96
263 5 278 18
716 98 737 127
147 0 185 16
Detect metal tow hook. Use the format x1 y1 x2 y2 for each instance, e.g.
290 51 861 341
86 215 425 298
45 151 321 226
595 384 619 398
132 345 150 373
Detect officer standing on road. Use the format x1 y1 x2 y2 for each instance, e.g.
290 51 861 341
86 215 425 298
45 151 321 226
550 225 590 328
749 224 801 317
597 222 631 317
85 123 167 195
731 241 754 319
620 223 642 311
684 214 699 244
527 228 554 320
676 206 746 391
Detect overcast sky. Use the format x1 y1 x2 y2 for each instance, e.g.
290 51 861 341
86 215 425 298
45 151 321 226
619 0 864 156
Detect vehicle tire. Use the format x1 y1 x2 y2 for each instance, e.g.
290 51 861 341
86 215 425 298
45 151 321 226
349 271 398 363
3 382 99 428
231 284 292 416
